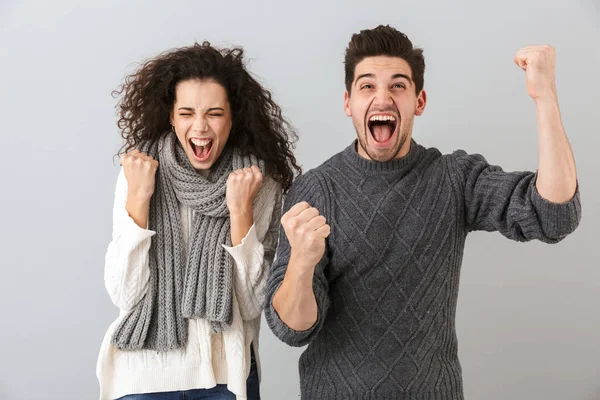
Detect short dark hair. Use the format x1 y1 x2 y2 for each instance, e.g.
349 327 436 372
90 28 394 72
344 25 425 95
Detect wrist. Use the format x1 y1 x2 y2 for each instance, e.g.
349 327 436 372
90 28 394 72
533 92 558 107
288 252 318 279
228 203 253 217
126 194 151 209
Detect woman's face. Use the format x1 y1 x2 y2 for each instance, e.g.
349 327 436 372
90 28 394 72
170 79 232 171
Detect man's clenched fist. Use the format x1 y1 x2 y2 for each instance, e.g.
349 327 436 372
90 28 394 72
281 201 331 270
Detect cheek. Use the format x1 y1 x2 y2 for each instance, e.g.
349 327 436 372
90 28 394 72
347 99 358 113
352 101 370 121
172 119 190 143
399 102 416 117
214 119 232 141
174 118 191 131
174 130 187 147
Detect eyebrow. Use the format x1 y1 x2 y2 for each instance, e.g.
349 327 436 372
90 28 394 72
177 107 225 112
355 73 413 85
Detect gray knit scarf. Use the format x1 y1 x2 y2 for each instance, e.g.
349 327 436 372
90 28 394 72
111 132 264 352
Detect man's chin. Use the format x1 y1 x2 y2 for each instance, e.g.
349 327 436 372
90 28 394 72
368 150 398 162
365 141 403 162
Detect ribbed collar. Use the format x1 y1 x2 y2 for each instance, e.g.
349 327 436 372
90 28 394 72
341 138 425 173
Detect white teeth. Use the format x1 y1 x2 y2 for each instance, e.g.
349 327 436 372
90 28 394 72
369 115 396 122
190 138 212 146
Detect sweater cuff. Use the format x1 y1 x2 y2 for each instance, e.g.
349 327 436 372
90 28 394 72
265 287 320 347
531 179 582 240
222 224 263 275
117 210 156 249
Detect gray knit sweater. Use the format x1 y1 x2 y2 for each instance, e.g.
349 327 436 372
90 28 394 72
265 140 581 400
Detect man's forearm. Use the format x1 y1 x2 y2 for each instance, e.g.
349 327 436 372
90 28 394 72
272 253 318 331
535 96 577 203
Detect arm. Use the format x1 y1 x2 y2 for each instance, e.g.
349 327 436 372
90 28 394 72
271 251 329 333
224 178 283 320
448 151 581 243
515 45 577 203
104 168 155 311
264 172 331 347
447 45 583 243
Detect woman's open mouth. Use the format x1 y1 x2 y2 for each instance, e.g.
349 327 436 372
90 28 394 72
189 137 214 162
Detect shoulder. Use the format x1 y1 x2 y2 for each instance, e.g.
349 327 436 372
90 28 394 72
443 148 489 166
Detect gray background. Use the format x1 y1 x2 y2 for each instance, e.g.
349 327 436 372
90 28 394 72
0 0 598 399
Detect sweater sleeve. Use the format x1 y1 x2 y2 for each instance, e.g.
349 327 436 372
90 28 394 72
264 171 331 347
223 177 283 321
104 168 155 311
447 150 581 243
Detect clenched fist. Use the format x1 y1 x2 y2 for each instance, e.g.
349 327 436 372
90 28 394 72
121 149 159 203
514 45 557 101
226 165 263 215
282 201 331 270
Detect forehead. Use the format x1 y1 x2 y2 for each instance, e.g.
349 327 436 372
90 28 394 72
354 56 413 81
174 79 228 104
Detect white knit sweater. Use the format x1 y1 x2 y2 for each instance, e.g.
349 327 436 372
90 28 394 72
96 168 281 400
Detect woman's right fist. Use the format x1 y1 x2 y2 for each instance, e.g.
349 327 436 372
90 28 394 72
120 150 159 203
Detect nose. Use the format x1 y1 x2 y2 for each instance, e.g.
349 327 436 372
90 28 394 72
192 114 208 132
373 87 393 107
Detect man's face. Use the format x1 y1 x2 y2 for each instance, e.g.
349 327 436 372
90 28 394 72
344 56 426 162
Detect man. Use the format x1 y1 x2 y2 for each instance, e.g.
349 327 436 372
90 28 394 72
265 25 581 399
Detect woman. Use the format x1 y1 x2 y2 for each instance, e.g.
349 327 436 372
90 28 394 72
96 41 300 400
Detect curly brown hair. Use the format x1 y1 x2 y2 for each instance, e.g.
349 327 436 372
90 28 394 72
113 41 301 191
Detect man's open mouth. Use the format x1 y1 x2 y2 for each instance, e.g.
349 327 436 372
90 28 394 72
367 114 398 144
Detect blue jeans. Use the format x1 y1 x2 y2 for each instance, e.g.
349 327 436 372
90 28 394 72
117 347 260 400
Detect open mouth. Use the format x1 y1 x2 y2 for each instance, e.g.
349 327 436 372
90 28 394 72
367 114 398 144
189 137 214 162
